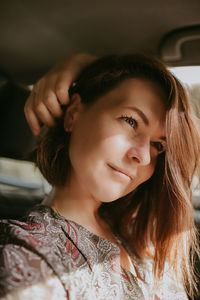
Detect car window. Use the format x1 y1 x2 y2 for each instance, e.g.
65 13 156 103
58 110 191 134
170 66 200 114
0 157 47 188
0 156 51 218
170 66 200 86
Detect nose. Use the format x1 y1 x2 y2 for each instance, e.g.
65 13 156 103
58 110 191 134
127 138 151 166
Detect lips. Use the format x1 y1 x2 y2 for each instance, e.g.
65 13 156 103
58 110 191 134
108 164 133 180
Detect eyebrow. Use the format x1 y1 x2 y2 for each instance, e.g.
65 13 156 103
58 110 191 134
123 106 166 142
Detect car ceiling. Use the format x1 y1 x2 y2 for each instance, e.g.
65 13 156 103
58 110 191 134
1 0 200 84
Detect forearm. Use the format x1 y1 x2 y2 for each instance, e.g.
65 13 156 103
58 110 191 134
48 53 98 82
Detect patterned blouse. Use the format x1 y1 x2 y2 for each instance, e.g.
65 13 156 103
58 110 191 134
0 204 188 300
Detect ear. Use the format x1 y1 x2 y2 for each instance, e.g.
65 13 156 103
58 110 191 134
64 94 83 132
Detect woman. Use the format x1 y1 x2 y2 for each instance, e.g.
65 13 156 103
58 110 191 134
0 54 200 300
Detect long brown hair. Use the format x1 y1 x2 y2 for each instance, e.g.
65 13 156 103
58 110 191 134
31 54 200 298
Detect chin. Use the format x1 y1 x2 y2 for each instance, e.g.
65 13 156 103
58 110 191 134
93 184 133 203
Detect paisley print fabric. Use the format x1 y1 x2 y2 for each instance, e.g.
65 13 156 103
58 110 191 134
0 204 188 299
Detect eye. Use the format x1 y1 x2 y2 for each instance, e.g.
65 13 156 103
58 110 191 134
120 115 138 129
151 141 165 154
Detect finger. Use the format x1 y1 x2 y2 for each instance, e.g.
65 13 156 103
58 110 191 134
24 102 41 136
55 77 70 105
33 75 64 116
35 102 56 128
42 91 63 118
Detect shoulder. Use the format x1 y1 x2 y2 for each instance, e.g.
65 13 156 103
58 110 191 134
0 205 64 252
0 205 66 297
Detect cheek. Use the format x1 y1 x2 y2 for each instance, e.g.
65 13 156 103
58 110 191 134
69 116 96 155
68 120 104 172
138 159 157 183
69 114 124 161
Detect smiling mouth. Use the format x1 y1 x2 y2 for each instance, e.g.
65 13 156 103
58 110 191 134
108 164 132 180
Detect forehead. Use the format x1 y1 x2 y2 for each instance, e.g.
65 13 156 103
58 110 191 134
94 78 166 121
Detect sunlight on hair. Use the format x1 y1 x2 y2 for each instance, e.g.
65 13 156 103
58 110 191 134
170 65 200 197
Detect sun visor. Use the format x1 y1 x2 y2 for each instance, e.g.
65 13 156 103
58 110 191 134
159 26 200 66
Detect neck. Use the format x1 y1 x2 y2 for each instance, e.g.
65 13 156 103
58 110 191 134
47 179 120 245
48 183 103 229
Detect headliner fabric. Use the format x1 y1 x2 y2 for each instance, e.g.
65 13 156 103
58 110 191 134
1 0 200 83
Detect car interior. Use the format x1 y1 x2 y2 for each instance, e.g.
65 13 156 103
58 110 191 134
0 1 200 298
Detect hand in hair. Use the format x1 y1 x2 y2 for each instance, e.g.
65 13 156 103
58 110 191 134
24 53 97 136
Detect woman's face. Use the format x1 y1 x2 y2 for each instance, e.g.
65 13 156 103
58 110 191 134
66 78 166 203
